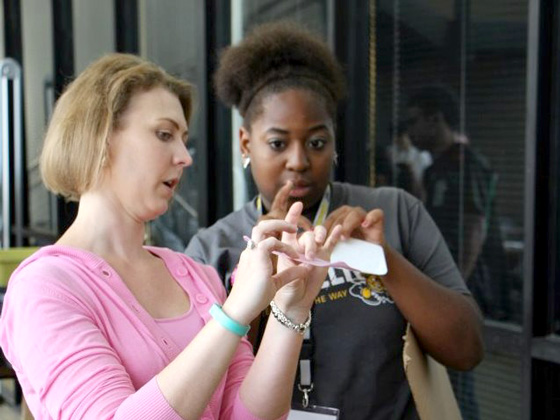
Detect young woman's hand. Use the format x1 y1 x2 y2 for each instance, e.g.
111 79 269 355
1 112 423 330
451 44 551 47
323 205 386 247
271 202 342 322
257 181 313 232
223 219 309 326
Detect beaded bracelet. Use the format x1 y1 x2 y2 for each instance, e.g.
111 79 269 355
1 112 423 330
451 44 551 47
269 300 312 335
209 303 250 336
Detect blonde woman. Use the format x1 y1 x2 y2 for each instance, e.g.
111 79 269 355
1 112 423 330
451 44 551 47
0 53 340 420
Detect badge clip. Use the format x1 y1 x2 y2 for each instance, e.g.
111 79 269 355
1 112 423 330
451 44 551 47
298 383 314 408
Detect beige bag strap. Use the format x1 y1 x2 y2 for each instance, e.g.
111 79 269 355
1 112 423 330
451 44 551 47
402 324 463 420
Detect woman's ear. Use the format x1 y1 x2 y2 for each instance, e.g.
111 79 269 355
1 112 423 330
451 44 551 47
240 126 251 156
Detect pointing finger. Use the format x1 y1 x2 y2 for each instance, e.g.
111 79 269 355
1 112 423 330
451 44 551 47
270 180 294 213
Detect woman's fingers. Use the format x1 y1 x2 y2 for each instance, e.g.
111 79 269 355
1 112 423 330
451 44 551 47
296 215 314 232
270 180 293 212
340 209 366 239
253 236 300 260
322 206 344 233
313 225 327 245
271 265 310 290
323 206 367 239
251 219 297 243
298 230 318 260
360 208 386 245
361 208 383 228
323 224 343 253
260 184 312 231
323 206 353 234
281 202 304 243
259 182 293 224
284 201 304 225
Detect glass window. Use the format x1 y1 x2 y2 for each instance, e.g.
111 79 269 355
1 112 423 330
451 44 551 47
466 0 527 326
375 0 526 325
139 0 206 250
19 0 207 251
241 0 330 35
374 1 528 419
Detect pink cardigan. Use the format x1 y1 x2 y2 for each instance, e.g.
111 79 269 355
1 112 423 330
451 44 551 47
0 245 281 420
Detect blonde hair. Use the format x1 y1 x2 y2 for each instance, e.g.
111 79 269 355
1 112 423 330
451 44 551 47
40 53 194 201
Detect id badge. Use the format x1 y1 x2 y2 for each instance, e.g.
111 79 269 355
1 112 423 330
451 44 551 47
288 403 340 419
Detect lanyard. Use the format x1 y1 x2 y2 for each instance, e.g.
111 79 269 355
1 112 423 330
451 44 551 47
257 184 332 407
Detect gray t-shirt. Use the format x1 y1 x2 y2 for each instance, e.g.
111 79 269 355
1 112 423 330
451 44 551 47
186 182 468 420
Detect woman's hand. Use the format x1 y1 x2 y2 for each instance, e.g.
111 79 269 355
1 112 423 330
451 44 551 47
323 205 386 247
272 202 342 321
223 219 310 326
258 181 313 232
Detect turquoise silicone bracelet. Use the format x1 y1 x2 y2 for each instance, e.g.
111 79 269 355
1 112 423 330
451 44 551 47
209 303 250 337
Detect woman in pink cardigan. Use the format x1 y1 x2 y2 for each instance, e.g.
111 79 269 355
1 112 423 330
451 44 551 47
0 53 341 420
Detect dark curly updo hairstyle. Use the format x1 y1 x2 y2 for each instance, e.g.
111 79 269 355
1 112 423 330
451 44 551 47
214 21 346 127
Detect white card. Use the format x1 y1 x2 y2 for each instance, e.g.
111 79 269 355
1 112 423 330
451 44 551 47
288 409 338 419
330 238 387 275
289 406 339 419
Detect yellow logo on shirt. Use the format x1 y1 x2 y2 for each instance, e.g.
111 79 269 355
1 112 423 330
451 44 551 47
315 268 394 306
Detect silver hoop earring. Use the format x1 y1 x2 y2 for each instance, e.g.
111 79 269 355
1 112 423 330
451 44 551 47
242 155 251 169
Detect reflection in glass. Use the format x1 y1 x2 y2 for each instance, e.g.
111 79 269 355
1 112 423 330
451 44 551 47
374 1 527 419
242 0 329 35
375 0 526 326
